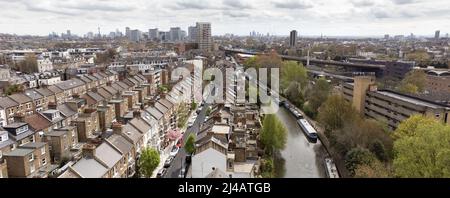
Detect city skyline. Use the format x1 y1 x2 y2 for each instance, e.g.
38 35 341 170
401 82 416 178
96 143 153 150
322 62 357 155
0 0 449 37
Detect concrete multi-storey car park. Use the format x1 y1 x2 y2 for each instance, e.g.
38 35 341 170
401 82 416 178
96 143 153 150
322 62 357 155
342 76 450 130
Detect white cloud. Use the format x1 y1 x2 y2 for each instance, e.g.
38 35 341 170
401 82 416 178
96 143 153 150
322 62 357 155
0 0 448 36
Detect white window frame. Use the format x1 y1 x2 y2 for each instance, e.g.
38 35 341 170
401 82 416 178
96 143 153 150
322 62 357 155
28 153 34 162
41 147 46 155
41 157 47 166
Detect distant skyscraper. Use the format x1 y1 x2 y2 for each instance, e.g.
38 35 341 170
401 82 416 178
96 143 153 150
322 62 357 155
169 27 182 41
129 29 141 42
384 34 390 39
149 28 159 40
435 30 440 39
181 30 186 40
125 27 131 38
188 26 197 41
87 32 94 39
109 32 116 38
196 22 212 51
290 30 297 47
115 29 123 37
66 30 71 37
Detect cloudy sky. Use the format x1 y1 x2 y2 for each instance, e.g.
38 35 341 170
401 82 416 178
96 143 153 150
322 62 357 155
0 0 449 37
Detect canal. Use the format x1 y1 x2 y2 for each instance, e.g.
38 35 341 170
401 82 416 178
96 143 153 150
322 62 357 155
275 107 327 178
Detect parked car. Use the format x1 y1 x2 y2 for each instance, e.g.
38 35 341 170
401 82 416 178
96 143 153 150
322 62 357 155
164 156 174 168
187 120 194 128
156 168 167 178
178 168 186 178
176 138 183 147
170 146 180 157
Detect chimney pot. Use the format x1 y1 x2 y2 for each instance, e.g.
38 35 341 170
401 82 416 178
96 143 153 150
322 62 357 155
48 102 57 110
112 122 123 135
82 144 96 158
133 110 141 119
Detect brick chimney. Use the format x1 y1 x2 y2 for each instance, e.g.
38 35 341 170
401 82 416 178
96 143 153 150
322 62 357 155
84 108 96 114
82 144 96 158
148 100 156 107
133 110 141 119
112 122 123 135
48 102 57 110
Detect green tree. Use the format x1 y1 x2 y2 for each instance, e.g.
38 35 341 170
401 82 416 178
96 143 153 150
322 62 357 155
405 50 431 66
5 84 24 96
139 148 160 178
397 83 418 94
191 102 197 111
370 140 389 162
335 118 393 158
307 78 331 114
397 70 427 94
260 114 287 155
284 82 305 108
184 134 196 155
260 157 274 178
317 94 358 132
393 115 450 178
280 61 308 91
345 147 377 176
243 56 257 70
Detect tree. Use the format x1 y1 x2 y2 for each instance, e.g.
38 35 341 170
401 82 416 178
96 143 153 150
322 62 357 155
191 102 197 111
280 61 308 91
397 83 418 94
284 82 305 108
185 134 196 155
335 118 393 158
243 56 257 70
260 114 287 155
307 78 331 114
354 159 391 178
405 50 431 66
317 94 358 132
370 140 389 162
393 115 450 178
95 48 117 65
5 84 24 96
139 148 160 178
345 147 377 176
397 70 427 94
17 54 38 74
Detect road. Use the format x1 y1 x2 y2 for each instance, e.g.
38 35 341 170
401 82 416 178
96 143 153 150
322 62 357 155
164 102 211 178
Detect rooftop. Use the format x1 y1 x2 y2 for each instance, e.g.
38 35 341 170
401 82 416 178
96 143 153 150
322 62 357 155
71 158 108 178
4 148 34 157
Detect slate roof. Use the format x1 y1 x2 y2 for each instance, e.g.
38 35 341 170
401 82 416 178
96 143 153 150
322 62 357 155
9 93 32 104
0 97 19 109
95 143 122 168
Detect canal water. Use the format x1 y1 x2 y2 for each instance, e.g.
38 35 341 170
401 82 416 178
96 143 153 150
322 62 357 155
275 107 327 178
